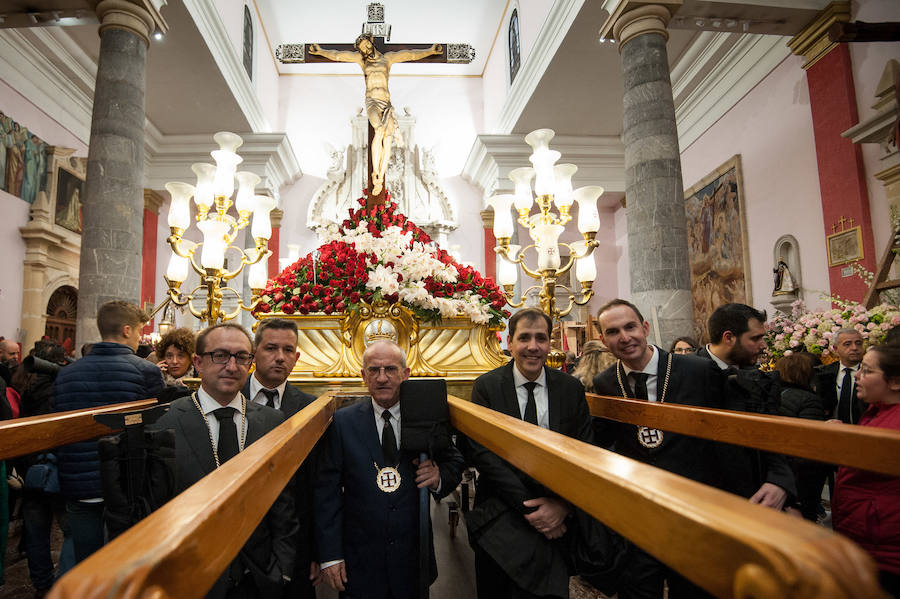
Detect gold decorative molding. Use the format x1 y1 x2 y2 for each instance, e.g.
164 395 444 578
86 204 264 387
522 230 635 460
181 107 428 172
143 189 165 214
787 1 851 70
480 209 494 229
600 1 682 45
270 207 284 229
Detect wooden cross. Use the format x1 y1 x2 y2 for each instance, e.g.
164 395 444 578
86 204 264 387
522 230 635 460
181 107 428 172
838 215 848 231
275 3 475 209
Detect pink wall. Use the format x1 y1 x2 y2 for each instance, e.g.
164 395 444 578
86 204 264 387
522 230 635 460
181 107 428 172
680 54 830 314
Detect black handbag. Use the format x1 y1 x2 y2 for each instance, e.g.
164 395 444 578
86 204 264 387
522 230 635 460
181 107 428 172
24 453 59 494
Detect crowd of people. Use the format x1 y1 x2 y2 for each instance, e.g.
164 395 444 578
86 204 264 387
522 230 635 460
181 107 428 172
0 297 897 598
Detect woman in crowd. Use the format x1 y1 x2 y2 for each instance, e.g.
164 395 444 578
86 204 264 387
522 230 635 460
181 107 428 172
774 352 827 521
155 328 196 403
832 344 900 597
572 340 616 394
669 336 698 355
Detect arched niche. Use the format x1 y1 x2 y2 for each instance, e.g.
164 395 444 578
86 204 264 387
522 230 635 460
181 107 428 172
771 234 801 313
45 285 78 352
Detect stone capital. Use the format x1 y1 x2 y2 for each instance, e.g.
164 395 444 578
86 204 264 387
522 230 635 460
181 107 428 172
613 4 677 49
143 189 165 214
787 1 851 70
95 0 159 45
270 207 284 229
480 209 493 229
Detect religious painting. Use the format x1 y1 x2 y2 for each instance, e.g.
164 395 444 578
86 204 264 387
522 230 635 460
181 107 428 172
0 108 49 204
827 226 864 267
684 155 751 343
54 167 85 234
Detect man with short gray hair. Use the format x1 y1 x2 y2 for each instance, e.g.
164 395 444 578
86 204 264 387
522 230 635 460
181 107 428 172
815 328 865 424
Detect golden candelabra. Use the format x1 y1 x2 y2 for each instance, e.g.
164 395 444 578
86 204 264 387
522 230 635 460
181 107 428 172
151 132 274 328
491 129 604 366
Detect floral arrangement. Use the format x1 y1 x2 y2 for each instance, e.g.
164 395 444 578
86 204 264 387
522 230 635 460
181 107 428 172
765 298 900 361
253 195 510 326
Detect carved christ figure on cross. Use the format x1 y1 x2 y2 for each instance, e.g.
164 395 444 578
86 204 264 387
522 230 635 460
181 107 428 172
309 34 442 196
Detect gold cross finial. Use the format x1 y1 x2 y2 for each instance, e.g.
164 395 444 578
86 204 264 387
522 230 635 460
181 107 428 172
848 217 855 227
837 216 847 231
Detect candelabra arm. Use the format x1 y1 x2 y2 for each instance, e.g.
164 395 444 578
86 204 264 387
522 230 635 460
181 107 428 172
147 296 172 321
554 283 594 319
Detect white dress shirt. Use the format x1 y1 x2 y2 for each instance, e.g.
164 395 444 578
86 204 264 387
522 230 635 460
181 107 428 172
248 373 287 411
512 364 549 428
196 387 248 452
621 346 660 402
836 362 859 398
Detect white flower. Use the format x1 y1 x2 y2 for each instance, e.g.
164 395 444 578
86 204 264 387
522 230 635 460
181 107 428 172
365 264 400 295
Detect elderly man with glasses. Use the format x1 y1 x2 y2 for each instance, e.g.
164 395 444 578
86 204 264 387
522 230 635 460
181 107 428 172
154 323 298 599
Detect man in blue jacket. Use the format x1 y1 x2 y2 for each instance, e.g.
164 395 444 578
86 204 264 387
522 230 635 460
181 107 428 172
54 300 164 564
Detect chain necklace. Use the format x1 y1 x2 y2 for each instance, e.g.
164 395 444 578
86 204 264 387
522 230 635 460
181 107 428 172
615 350 672 449
373 461 402 493
191 392 247 469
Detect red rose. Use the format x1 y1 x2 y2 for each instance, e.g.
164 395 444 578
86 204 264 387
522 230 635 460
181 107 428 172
336 301 346 312
323 305 334 315
291 295 301 305
272 291 284 302
300 282 309 293
298 305 309 315
256 303 271 313
281 303 295 314
312 284 323 296
302 294 313 304
305 270 314 281
350 291 361 303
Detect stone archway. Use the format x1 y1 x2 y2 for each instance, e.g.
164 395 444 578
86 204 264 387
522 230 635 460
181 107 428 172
45 285 78 352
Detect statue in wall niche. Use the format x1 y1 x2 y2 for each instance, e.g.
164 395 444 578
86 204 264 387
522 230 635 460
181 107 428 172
308 34 442 196
773 258 796 295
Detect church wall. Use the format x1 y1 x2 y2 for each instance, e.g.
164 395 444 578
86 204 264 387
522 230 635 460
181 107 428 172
848 0 900 260
441 176 488 273
214 0 245 59
680 54 830 315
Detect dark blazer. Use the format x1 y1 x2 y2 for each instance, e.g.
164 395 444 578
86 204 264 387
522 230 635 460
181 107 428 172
814 361 864 424
243 379 318 598
314 398 464 599
593 349 724 489
694 347 797 499
464 361 593 598
155 395 298 599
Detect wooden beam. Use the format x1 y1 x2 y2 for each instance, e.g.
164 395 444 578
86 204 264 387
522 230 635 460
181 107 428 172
450 396 885 599
48 394 335 599
0 399 158 461
588 394 900 476
828 21 900 43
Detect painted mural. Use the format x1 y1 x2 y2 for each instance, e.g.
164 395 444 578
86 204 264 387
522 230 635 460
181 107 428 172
684 155 752 343
0 109 49 204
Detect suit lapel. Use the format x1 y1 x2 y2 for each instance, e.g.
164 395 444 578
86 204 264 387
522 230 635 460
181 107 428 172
501 362 521 419
279 386 303 418
545 366 561 432
177 399 217 476
351 400 383 465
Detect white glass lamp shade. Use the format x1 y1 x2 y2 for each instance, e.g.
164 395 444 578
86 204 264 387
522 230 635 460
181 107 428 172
191 163 217 212
529 149 561 197
576 254 597 283
211 149 243 199
508 167 535 212
523 128 555 153
165 182 195 230
214 131 244 153
234 171 261 214
248 252 269 289
574 186 604 234
497 244 520 286
197 219 231 270
487 194 515 239
251 195 277 240
165 252 190 283
553 164 578 209
532 223 565 271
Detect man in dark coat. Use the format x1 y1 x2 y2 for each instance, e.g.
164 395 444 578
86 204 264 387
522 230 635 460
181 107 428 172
155 323 297 599
242 318 318 597
54 300 164 564
697 303 796 507
814 327 865 424
465 308 594 599
314 339 464 599
592 299 724 599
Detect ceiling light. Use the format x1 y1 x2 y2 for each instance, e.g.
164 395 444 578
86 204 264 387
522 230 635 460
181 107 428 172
153 31 163 40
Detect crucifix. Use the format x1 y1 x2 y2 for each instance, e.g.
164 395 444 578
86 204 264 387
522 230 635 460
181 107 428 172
276 3 475 208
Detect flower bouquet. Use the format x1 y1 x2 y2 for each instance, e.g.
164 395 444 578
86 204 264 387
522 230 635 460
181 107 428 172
765 298 900 361
253 195 510 327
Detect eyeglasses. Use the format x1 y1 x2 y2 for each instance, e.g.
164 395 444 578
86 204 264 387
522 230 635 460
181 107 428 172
673 347 695 354
365 365 400 377
201 350 254 366
858 365 883 377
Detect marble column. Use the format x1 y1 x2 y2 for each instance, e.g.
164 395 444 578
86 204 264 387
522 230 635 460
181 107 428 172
76 0 158 346
613 4 693 345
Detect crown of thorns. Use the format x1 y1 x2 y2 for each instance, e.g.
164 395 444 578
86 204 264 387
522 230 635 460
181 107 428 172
354 33 375 50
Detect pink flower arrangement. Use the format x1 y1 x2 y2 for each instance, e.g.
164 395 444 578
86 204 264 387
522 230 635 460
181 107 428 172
253 194 510 326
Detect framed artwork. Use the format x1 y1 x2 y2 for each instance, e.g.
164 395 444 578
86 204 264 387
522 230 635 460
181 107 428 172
827 226 863 267
683 155 752 343
54 167 84 234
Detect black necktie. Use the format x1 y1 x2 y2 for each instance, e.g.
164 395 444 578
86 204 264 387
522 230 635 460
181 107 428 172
631 372 649 400
213 407 239 464
381 410 399 465
260 388 278 408
839 367 853 423
523 381 538 425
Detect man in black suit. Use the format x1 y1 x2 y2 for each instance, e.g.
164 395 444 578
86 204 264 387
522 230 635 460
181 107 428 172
465 308 593 599
592 299 723 599
697 303 795 509
814 327 865 424
156 323 297 599
242 318 318 598
314 340 464 598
